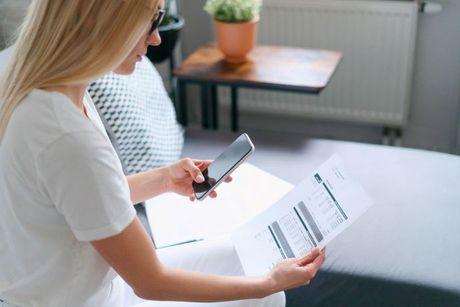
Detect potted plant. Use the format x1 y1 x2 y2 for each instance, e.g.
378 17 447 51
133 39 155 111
204 0 262 64
146 0 185 64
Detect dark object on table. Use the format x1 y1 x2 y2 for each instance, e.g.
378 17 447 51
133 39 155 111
147 0 185 64
147 14 184 64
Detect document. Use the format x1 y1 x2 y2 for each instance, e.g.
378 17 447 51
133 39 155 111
232 155 373 276
146 163 293 248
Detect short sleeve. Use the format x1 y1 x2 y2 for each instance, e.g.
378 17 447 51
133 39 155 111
36 130 136 241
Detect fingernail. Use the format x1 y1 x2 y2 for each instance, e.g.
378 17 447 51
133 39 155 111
197 175 204 183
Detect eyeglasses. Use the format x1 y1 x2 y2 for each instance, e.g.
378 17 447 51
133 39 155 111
149 9 165 35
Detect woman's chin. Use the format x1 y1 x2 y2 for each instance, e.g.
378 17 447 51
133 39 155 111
114 62 137 75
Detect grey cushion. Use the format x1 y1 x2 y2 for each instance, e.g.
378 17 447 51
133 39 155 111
0 0 30 49
88 57 184 175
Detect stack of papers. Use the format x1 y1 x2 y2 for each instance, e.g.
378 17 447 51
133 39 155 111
146 155 373 277
146 163 293 248
232 155 374 275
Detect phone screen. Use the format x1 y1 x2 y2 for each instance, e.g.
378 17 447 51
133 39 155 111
193 134 254 200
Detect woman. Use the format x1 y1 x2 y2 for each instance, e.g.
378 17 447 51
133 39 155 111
0 1 325 306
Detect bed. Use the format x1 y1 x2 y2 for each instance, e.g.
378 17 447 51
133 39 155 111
178 129 460 307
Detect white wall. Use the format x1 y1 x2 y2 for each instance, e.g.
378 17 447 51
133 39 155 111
404 0 460 153
1 0 458 153
456 110 460 154
178 0 460 154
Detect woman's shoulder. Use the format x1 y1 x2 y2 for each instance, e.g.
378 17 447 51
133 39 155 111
4 89 96 151
12 89 88 133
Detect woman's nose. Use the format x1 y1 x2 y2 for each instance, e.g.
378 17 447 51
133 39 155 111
147 30 162 46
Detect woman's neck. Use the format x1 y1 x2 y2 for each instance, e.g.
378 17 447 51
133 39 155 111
43 84 89 114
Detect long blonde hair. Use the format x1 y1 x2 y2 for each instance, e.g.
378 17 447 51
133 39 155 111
0 0 159 141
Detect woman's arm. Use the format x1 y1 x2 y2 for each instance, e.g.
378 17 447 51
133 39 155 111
126 158 229 204
91 217 325 302
126 166 169 204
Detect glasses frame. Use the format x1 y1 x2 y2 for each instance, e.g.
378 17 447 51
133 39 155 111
149 9 165 36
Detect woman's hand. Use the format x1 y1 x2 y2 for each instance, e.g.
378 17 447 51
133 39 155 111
164 158 232 201
265 248 326 294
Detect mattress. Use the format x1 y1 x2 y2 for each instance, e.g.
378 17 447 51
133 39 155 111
182 130 460 307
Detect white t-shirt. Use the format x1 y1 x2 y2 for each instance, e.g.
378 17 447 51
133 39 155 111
0 89 136 306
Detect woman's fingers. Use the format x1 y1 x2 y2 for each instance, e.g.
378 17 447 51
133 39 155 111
190 159 233 185
209 191 217 198
182 158 204 183
193 159 213 171
268 249 326 292
297 248 321 266
180 159 232 202
303 250 326 275
293 250 325 286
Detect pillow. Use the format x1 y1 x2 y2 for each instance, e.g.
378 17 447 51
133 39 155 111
0 0 30 49
88 57 184 175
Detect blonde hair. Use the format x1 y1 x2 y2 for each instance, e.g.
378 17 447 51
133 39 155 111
0 0 159 140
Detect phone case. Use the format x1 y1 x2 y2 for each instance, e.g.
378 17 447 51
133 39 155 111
196 133 255 201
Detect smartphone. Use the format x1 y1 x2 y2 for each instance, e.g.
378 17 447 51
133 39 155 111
193 133 255 201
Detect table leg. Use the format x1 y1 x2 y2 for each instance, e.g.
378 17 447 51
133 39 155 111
201 85 210 129
175 79 187 126
231 86 238 132
211 85 218 130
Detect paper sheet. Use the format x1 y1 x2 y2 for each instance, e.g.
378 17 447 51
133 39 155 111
232 155 374 276
146 163 293 248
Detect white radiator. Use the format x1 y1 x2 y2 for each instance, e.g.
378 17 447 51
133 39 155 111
220 0 418 126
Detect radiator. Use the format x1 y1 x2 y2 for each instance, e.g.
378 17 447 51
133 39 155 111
219 0 418 126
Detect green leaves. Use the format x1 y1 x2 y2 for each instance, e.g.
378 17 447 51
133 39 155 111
160 0 174 26
204 0 262 23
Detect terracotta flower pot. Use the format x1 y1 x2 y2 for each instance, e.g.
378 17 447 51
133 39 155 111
215 16 259 64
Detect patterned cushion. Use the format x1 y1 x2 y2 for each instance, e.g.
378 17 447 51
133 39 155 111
88 57 184 175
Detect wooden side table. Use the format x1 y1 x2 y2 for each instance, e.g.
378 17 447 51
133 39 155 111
174 44 342 131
